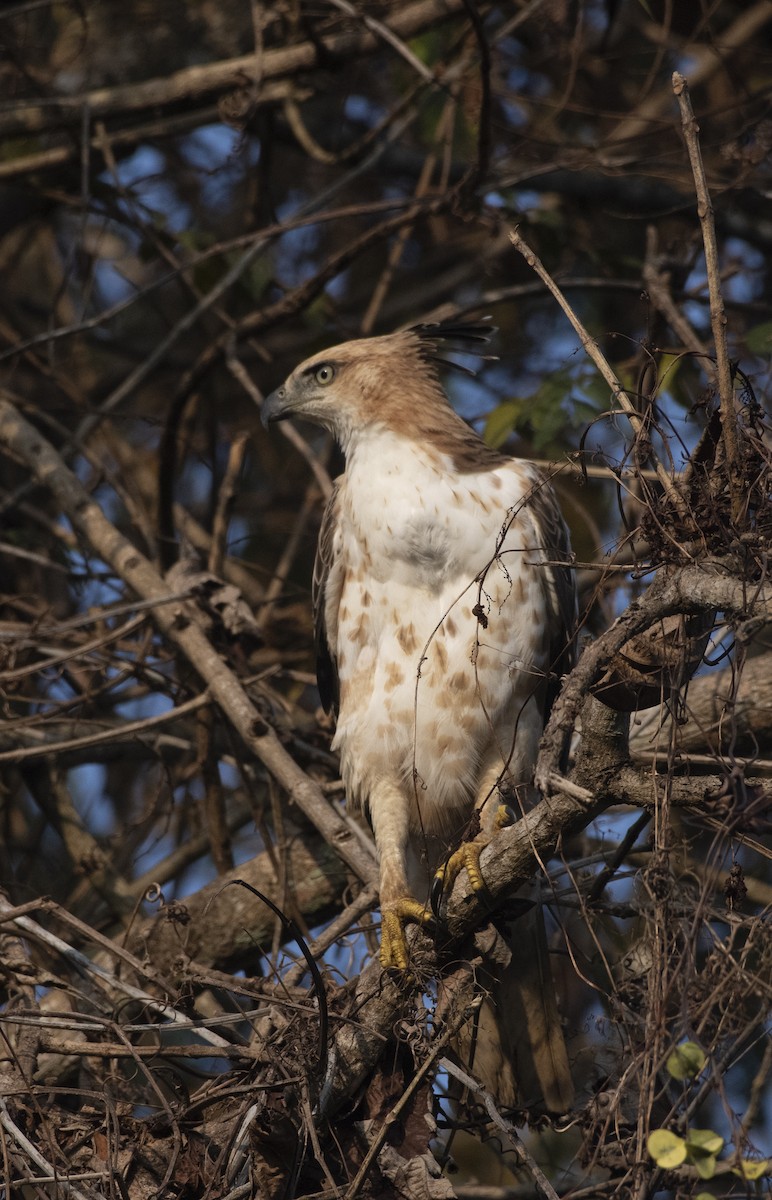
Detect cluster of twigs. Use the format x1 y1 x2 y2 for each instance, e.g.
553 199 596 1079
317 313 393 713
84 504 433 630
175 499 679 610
0 4 771 1198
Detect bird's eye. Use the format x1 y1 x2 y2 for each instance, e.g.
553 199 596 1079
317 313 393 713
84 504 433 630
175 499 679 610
314 364 335 386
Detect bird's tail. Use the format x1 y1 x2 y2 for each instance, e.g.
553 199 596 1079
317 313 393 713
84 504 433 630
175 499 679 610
453 903 574 1114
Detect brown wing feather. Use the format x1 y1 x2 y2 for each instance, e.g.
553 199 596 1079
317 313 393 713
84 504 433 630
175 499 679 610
312 481 343 717
525 468 577 719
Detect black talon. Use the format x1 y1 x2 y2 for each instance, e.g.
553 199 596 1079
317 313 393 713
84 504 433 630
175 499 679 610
431 870 446 918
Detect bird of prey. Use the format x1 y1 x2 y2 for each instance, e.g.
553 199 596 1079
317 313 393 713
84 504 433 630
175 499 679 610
262 321 575 1112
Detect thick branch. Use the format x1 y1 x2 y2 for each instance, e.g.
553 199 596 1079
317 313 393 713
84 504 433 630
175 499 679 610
129 827 350 977
632 648 772 759
0 0 466 136
536 564 771 792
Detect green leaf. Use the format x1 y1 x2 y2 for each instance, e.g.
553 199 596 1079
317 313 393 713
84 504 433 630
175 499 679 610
686 1129 724 1156
666 1041 706 1080
732 1158 769 1180
647 1129 687 1168
147 208 169 232
407 31 441 66
0 136 40 162
656 352 683 393
746 320 772 356
694 1193 715 1200
693 1155 717 1180
483 400 524 449
176 229 215 254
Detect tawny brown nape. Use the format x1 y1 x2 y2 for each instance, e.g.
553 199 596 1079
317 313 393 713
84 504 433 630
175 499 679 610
295 327 506 474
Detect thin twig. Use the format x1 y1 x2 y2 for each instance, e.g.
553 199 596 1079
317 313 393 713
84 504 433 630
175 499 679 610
0 394 377 887
0 897 232 1048
345 999 479 1200
535 563 772 795
256 486 322 631
608 2 772 145
0 1099 93 1200
361 122 442 333
672 71 743 523
440 1059 562 1200
327 0 434 81
0 688 211 764
459 0 492 191
0 0 464 136
209 432 250 577
283 883 379 989
226 350 334 501
508 227 688 517
0 611 146 683
642 226 709 359
0 197 423 367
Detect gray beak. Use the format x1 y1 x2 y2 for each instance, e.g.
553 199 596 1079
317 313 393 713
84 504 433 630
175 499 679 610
260 385 288 429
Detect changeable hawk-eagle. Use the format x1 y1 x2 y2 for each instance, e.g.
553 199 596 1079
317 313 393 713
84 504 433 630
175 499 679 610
262 321 575 1111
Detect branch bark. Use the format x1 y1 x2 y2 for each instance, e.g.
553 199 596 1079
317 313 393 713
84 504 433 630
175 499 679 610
632 647 772 758
0 0 467 136
536 564 771 792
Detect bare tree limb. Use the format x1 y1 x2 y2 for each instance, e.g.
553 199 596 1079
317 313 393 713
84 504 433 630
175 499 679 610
537 564 770 792
0 0 466 136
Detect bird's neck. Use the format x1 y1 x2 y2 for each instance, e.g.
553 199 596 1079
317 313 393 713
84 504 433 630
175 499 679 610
339 405 505 477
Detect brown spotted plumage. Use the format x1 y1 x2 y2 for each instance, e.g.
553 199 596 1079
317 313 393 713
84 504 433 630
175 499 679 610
263 320 575 1112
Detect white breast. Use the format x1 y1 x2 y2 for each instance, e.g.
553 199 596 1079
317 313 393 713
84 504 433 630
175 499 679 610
332 429 550 842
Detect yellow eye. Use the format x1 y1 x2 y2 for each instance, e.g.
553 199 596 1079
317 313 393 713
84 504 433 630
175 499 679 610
314 363 335 386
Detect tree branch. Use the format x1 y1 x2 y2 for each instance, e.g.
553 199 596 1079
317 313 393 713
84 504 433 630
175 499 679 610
0 393 377 889
536 564 771 793
509 227 689 517
0 0 466 136
673 71 743 523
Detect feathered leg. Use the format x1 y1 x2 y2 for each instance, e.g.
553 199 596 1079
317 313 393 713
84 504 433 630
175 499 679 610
367 779 433 970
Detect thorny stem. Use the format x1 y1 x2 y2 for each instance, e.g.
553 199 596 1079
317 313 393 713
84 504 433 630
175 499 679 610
672 71 743 524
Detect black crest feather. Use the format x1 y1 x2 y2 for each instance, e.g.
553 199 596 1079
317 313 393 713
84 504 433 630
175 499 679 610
410 317 498 376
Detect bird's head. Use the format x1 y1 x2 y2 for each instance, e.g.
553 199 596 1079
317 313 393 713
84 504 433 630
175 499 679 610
261 320 496 455
261 330 433 447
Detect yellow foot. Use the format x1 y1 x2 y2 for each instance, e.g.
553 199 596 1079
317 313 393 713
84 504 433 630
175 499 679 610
379 897 434 970
432 804 515 916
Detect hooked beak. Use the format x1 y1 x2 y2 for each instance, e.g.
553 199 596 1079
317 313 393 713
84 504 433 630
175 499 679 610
260 385 288 429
